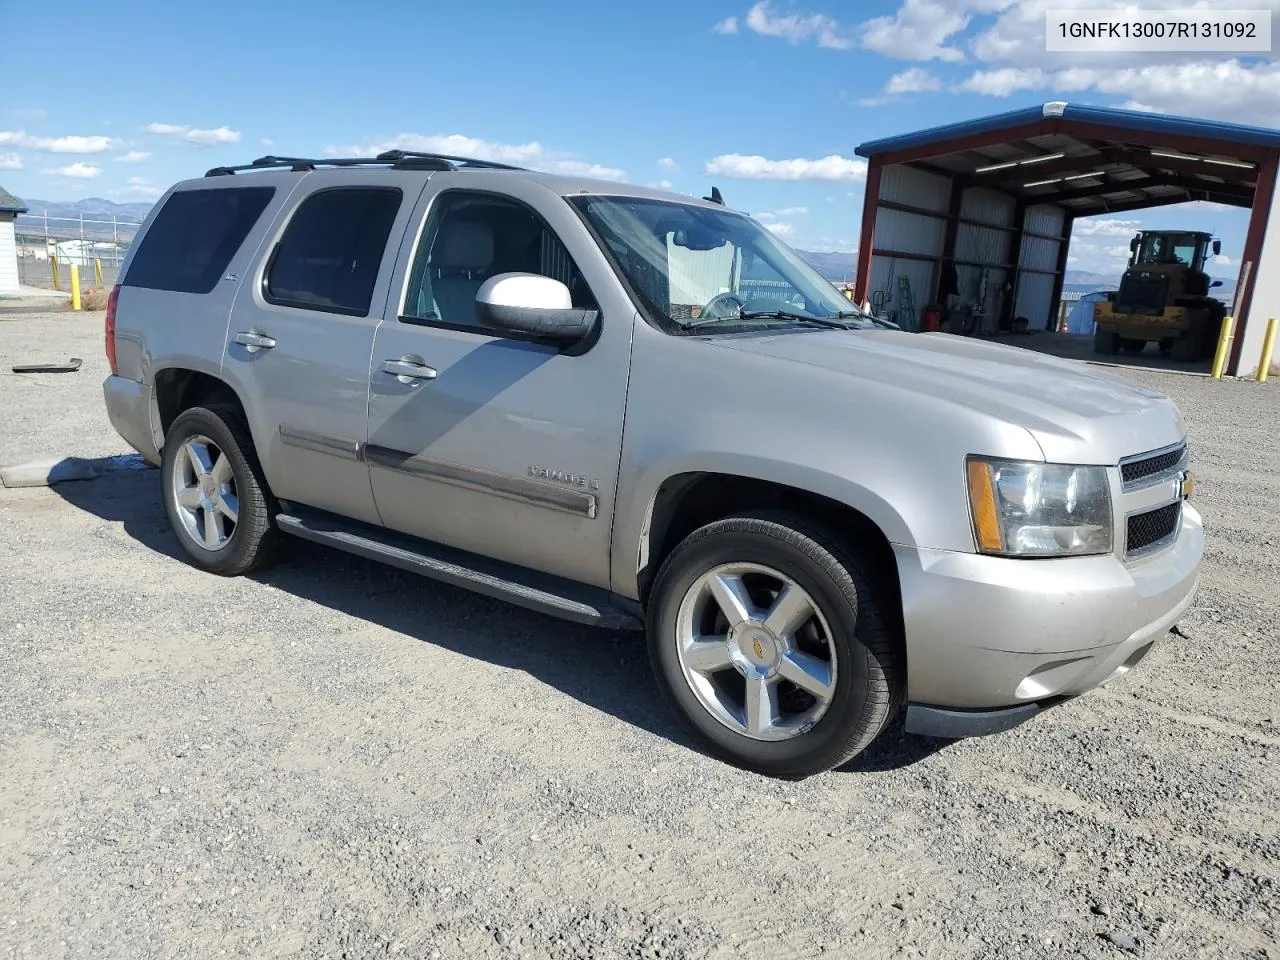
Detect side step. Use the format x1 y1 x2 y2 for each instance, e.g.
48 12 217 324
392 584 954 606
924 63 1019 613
274 508 643 631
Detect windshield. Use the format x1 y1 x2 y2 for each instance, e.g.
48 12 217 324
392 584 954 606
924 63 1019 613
1136 233 1204 269
569 195 873 332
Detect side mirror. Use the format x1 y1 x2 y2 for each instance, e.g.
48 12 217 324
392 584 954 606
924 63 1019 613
1212 239 1222 256
1130 236 1140 254
1211 280 1223 288
475 273 597 343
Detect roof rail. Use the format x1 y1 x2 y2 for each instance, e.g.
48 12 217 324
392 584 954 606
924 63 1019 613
204 152 524 177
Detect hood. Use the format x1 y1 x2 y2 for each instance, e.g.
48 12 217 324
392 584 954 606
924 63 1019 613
707 329 1185 464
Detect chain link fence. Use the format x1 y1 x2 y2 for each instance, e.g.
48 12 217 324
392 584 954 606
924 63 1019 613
14 211 143 291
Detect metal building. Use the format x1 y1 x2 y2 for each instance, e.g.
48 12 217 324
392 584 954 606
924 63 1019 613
852 101 1280 377
0 186 28 296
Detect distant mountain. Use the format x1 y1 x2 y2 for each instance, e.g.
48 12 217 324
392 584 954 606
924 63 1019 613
15 196 154 223
797 250 856 281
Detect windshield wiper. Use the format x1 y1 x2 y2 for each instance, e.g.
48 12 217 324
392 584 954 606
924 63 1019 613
684 309 852 331
835 310 899 330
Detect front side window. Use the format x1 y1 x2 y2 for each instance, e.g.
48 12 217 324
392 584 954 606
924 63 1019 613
265 187 402 316
403 191 596 329
125 186 274 294
569 195 874 333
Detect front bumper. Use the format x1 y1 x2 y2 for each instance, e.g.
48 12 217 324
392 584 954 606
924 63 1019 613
103 375 161 466
895 503 1203 716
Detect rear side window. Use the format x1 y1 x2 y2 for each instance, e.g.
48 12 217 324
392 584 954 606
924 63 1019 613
264 187 402 316
124 186 274 294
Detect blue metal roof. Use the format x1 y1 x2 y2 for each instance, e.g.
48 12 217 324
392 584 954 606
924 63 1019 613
0 185 28 214
855 101 1280 158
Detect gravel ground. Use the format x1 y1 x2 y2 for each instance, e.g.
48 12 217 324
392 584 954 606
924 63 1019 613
1 309 1278 960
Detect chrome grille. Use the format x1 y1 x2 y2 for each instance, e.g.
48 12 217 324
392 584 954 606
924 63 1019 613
1121 442 1187 488
1126 502 1182 556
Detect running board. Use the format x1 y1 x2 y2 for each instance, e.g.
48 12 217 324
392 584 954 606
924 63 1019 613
274 508 642 631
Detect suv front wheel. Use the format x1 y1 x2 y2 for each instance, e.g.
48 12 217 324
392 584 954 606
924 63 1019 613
161 405 279 576
647 511 902 778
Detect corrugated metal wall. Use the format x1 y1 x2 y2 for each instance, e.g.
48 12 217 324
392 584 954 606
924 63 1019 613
1013 204 1067 330
1014 271 1058 327
1024 204 1065 240
866 164 1071 335
879 165 950 212
869 166 949 329
876 208 946 257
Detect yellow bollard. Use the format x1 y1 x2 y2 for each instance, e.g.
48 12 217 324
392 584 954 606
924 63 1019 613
94 257 104 287
1257 317 1278 383
51 255 60 291
1210 315 1236 380
70 265 81 310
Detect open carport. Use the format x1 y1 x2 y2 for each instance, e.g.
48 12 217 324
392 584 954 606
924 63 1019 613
852 101 1280 377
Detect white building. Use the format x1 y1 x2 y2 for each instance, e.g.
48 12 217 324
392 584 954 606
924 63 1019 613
0 186 27 295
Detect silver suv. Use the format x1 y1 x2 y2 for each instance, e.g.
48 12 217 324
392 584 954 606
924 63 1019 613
102 151 1203 777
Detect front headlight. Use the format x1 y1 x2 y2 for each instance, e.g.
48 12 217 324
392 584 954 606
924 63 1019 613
966 457 1112 557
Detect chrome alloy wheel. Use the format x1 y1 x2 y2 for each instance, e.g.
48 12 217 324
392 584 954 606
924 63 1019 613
674 562 837 741
170 435 239 551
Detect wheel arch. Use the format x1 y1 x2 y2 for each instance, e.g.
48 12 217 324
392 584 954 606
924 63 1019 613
153 366 252 451
629 469 907 647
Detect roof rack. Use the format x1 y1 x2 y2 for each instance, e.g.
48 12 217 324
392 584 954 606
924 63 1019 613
204 150 524 177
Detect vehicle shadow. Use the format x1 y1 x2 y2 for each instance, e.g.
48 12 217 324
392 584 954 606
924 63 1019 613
52 466 953 775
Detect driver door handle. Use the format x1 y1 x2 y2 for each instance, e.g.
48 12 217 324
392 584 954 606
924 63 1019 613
382 358 438 381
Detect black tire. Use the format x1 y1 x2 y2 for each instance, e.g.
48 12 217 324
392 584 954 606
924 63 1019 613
646 510 902 779
160 404 280 576
1158 338 1175 356
1170 328 1199 362
1093 328 1120 355
1119 338 1146 355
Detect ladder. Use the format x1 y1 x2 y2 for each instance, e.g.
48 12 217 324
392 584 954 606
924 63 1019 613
897 276 917 331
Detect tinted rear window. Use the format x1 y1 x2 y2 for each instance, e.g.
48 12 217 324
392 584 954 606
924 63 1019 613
124 186 274 294
264 187 402 316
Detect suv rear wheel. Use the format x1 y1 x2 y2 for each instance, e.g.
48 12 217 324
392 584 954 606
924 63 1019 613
646 511 902 778
161 405 280 576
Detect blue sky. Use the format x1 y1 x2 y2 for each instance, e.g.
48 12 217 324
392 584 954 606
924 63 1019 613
3 0 1275 277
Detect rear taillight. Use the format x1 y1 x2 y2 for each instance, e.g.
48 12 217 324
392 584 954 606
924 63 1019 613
105 284 121 375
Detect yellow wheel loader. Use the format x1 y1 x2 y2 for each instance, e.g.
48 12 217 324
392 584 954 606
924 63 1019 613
1092 231 1226 362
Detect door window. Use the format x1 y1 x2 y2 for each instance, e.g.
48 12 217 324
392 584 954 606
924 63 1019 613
403 192 596 329
265 187 402 316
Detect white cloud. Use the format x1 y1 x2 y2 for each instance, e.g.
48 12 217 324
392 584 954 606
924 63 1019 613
328 133 627 181
764 221 796 238
706 152 866 181
658 179 674 189
145 123 242 146
658 156 679 171
1074 218 1141 238
858 0 991 62
951 59 1280 124
50 162 100 179
0 130 116 153
114 150 151 163
713 15 739 34
1112 101 1166 114
261 138 274 147
953 66 1046 96
1213 254 1233 266
184 126 241 145
111 176 164 201
0 152 21 170
743 1 851 49
884 67 943 94
757 206 809 221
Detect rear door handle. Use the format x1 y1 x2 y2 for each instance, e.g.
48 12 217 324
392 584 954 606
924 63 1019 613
382 358 438 382
233 331 277 352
